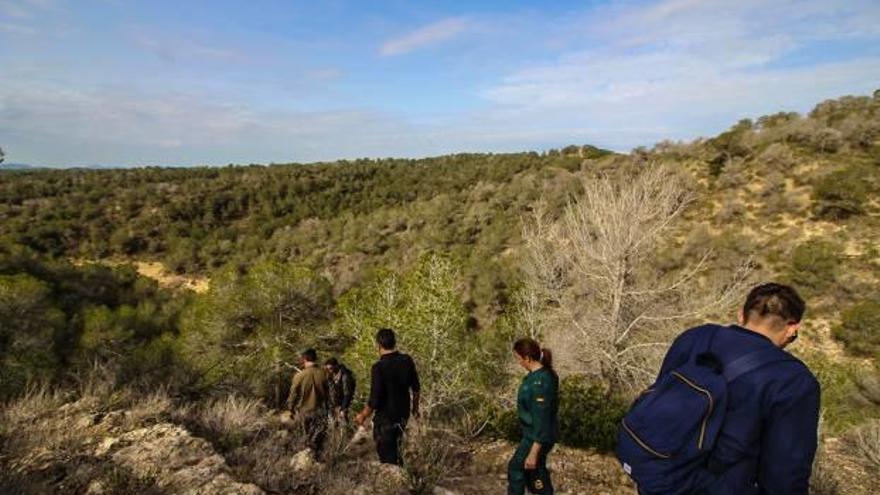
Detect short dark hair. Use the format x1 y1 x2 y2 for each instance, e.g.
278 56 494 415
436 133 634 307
301 348 318 362
743 283 805 328
324 357 339 367
375 328 397 350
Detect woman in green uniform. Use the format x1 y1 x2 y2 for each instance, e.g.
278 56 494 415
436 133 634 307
508 337 559 495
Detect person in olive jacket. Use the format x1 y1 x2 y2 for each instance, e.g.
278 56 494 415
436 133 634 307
509 337 559 495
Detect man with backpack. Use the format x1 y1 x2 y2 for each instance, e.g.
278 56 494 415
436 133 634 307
617 283 820 495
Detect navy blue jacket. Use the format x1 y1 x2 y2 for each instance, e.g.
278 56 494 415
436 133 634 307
658 324 820 495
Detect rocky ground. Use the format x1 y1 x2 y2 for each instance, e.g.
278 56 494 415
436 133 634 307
5 388 873 495
0 389 636 495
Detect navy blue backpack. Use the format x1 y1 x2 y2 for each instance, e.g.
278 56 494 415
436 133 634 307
616 326 790 495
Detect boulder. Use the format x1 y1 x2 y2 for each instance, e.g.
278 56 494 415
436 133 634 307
290 448 319 473
97 423 264 495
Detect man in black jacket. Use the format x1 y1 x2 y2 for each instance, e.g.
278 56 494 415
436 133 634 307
354 328 421 465
324 357 356 422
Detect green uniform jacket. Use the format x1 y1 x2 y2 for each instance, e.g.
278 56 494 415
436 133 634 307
517 367 559 445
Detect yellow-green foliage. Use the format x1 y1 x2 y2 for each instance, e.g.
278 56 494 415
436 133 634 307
339 254 498 419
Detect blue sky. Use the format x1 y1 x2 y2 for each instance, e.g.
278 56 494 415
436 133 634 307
1 0 879 167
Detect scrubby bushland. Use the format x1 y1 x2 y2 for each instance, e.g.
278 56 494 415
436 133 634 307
176 261 335 407
813 166 871 219
834 300 880 360
787 240 841 295
0 244 187 400
796 351 880 435
0 152 593 327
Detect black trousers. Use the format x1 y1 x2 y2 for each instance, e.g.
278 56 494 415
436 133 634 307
373 417 406 465
302 412 327 456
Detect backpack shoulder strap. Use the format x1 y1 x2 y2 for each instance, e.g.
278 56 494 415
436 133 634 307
722 346 791 383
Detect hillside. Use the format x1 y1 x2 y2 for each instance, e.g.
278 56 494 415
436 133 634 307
1 91 879 494
0 146 611 326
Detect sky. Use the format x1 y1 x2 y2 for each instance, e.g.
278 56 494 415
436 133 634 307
1 0 879 167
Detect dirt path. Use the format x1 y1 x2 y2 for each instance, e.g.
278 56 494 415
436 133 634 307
443 440 636 495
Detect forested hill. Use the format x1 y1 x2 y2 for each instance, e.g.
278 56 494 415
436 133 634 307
1 90 880 494
0 146 612 322
1 91 879 333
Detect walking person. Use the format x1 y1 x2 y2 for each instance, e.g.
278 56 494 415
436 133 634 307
616 283 820 494
354 328 421 465
508 337 559 495
288 348 330 456
324 357 356 423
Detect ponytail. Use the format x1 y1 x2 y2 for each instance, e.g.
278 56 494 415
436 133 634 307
513 338 555 373
540 347 553 370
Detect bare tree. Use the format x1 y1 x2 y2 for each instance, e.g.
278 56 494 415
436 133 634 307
522 164 752 395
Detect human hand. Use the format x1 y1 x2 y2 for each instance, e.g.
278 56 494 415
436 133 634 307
354 411 367 426
524 452 538 470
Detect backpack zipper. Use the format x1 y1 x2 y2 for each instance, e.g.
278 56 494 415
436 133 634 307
621 419 671 459
670 371 714 450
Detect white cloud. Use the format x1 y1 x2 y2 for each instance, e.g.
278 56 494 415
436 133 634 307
478 0 880 148
0 81 424 166
0 20 34 34
379 17 471 56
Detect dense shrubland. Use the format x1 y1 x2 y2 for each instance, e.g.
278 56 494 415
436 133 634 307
1 91 880 493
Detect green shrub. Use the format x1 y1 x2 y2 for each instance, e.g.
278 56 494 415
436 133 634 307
813 166 869 219
797 350 880 435
176 261 334 406
558 377 627 452
788 240 840 292
834 300 880 359
488 376 627 452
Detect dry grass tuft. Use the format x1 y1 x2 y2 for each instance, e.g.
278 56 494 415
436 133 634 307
810 455 841 495
402 424 466 494
853 420 880 470
1 386 66 425
125 388 174 428
180 394 268 451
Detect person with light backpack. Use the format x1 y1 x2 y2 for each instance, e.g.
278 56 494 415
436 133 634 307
616 283 820 495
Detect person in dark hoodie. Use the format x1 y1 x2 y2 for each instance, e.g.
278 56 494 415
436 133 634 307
650 283 819 494
324 357 356 422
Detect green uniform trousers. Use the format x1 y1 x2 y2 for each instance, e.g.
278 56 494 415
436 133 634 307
507 438 554 495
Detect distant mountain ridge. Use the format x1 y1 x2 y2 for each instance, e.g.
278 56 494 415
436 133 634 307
0 163 38 170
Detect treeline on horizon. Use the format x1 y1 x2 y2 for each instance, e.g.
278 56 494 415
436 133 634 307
1 91 879 449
